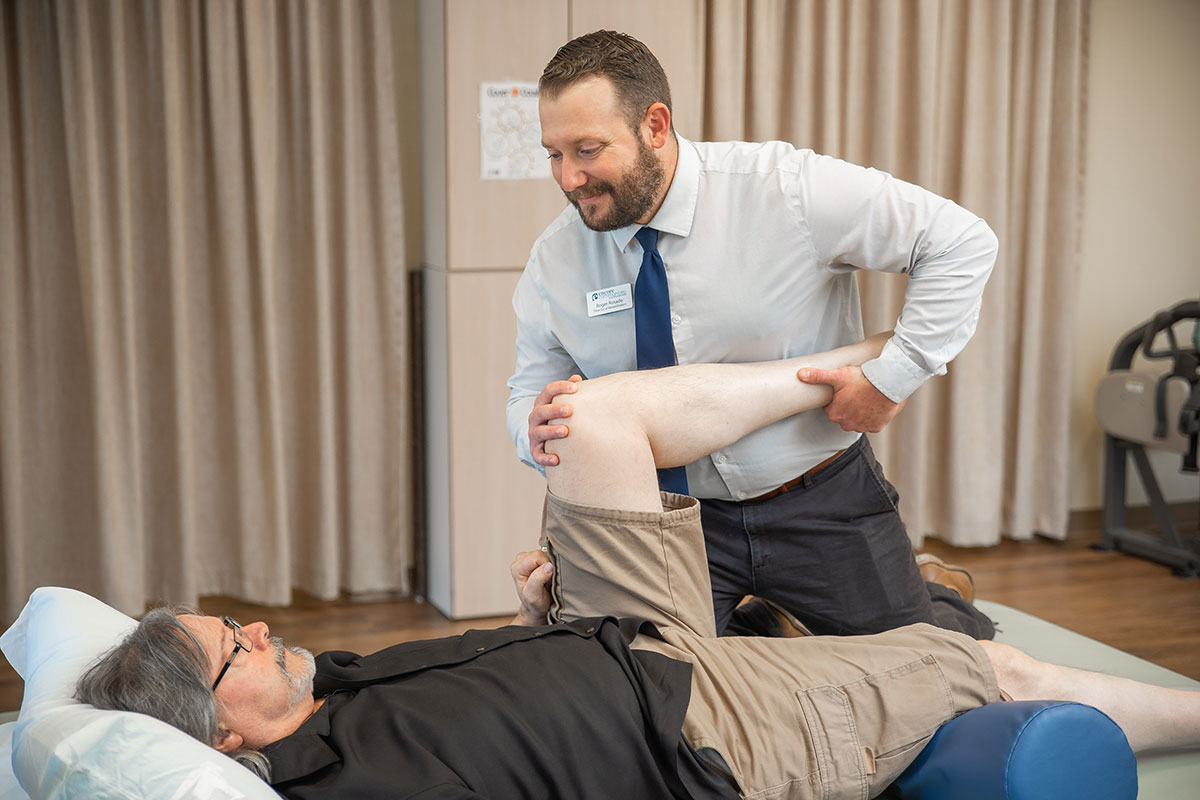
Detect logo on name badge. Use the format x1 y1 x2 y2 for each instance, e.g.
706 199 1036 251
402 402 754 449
586 283 633 317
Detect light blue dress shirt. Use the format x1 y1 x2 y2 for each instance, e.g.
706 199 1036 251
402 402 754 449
507 136 998 501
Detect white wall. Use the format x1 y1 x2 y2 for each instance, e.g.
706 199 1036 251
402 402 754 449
1070 0 1200 509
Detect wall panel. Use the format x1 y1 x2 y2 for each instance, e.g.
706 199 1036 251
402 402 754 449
445 271 547 616
444 0 567 270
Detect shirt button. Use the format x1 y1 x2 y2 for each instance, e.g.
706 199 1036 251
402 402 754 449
586 626 595 633
716 454 727 464
736 491 747 500
671 313 681 325
476 647 486 652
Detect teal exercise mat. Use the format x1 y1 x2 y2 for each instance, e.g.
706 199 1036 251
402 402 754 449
979 599 1200 799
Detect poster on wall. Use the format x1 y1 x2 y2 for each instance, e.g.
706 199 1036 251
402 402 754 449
479 82 550 180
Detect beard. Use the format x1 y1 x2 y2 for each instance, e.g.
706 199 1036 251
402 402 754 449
565 136 665 232
271 636 316 712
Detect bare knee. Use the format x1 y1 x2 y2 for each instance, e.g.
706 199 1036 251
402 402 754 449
979 640 1045 701
545 377 644 461
543 376 663 512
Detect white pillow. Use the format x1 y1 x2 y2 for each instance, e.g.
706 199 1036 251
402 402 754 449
0 587 280 800
1 721 31 800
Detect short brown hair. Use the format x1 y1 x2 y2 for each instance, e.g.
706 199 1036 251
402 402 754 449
540 30 673 132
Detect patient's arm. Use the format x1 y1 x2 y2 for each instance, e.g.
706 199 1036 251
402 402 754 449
544 333 888 512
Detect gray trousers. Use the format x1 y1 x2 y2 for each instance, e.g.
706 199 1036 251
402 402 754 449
704 435 996 639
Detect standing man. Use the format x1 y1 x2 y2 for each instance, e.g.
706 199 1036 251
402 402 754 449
506 30 998 639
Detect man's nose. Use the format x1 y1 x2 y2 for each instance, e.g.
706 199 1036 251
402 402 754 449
558 156 587 192
242 621 270 647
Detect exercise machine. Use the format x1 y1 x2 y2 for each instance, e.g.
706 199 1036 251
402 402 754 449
1094 299 1200 576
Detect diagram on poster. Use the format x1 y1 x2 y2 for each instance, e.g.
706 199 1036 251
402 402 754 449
480 82 549 180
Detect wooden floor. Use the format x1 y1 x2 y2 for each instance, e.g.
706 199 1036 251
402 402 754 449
2 509 1198 712
920 516 1200 680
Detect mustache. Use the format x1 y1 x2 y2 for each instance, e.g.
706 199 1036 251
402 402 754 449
270 636 312 677
271 635 316 708
565 181 614 203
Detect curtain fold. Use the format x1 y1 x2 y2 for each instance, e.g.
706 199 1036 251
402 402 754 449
0 0 412 623
700 0 1089 545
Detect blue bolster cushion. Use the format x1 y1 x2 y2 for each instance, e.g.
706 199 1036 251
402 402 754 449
890 700 1138 800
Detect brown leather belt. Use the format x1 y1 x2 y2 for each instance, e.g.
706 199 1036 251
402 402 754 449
747 449 846 502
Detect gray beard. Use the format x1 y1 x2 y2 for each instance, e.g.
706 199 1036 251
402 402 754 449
271 636 317 710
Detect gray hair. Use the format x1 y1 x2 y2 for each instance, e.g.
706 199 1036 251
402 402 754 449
74 605 272 782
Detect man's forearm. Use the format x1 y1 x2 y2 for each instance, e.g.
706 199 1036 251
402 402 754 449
863 217 998 403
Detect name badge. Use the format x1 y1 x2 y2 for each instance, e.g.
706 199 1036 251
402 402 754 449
586 283 633 317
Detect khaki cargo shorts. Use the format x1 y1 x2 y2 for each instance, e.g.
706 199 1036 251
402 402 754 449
542 490 1002 800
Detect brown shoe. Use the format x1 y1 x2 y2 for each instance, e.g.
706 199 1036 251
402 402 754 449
915 553 976 603
731 596 814 638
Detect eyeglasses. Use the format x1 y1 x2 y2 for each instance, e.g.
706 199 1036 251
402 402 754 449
212 616 249 691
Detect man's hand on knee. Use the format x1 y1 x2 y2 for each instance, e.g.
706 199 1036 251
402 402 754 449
509 549 554 626
528 376 583 467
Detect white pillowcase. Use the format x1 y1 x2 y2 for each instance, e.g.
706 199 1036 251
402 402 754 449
1 721 31 800
0 587 280 800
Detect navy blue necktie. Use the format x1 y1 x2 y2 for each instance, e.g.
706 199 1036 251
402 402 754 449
634 227 689 495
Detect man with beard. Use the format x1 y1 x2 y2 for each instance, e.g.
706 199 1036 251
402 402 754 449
75 339 1200 798
506 30 999 642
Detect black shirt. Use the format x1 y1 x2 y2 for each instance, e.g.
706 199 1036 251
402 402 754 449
263 617 739 799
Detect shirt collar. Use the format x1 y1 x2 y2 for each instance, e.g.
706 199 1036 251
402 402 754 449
263 693 340 786
609 134 700 251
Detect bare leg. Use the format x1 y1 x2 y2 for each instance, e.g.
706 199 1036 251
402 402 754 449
544 334 887 511
981 640 1200 751
538 336 1200 754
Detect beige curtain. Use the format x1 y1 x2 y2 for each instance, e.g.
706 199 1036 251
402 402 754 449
701 0 1089 545
0 0 413 624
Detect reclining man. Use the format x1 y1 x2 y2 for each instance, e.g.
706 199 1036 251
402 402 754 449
78 335 1200 799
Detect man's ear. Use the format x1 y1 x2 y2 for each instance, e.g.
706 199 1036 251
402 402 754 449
214 726 244 754
642 102 672 149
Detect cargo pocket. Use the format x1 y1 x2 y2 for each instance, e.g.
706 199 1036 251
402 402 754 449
796 655 955 799
795 685 868 800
